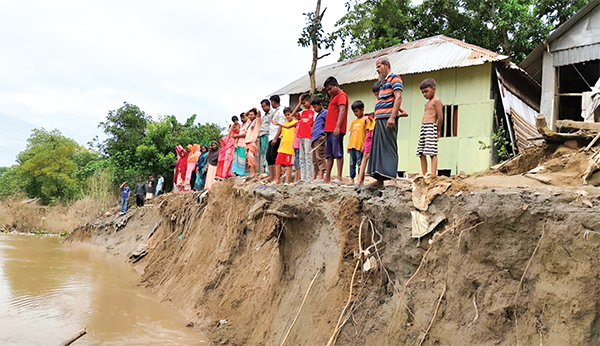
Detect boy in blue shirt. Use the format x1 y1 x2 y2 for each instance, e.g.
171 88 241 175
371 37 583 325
155 174 164 197
119 182 130 213
310 96 327 181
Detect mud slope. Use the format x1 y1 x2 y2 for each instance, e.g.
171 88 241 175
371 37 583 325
67 179 600 346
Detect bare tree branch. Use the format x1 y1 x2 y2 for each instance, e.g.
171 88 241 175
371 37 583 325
317 53 331 60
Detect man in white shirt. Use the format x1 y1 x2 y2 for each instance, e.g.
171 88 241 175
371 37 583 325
266 95 286 182
259 99 274 175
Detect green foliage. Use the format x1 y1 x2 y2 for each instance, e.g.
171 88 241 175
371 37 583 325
333 0 587 63
479 120 514 161
298 7 333 50
492 124 514 161
478 141 492 151
72 149 103 182
313 92 330 109
0 165 22 199
17 128 81 203
98 102 150 158
333 0 413 60
136 114 223 187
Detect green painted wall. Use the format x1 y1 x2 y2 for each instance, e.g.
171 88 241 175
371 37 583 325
340 63 494 176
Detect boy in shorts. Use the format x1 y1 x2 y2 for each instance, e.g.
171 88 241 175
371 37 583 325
416 78 443 176
310 97 327 181
290 93 315 183
271 107 297 185
323 76 349 184
348 100 367 185
357 81 380 186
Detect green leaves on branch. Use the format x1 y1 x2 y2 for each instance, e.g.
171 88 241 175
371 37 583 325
0 166 22 199
298 9 334 51
333 0 411 61
98 102 150 159
15 128 92 204
333 0 587 64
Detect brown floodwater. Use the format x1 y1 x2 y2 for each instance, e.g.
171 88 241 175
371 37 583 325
0 234 207 346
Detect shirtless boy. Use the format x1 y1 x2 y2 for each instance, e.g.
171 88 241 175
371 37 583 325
416 78 443 176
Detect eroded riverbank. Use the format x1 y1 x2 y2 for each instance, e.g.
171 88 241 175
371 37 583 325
66 178 600 345
0 233 207 345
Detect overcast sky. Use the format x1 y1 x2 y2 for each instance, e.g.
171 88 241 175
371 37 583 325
0 0 358 166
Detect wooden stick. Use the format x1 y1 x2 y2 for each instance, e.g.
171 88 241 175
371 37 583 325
279 269 320 346
60 328 87 346
585 131 600 151
513 223 545 346
527 136 545 141
418 283 446 346
523 173 552 185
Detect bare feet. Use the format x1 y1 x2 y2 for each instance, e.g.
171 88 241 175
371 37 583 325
367 180 384 188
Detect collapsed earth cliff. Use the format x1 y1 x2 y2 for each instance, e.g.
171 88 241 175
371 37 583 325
67 174 600 346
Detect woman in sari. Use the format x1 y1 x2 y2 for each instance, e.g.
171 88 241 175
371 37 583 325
216 123 238 179
205 141 220 190
173 145 188 192
185 144 200 190
194 145 209 191
232 114 249 176
244 108 262 177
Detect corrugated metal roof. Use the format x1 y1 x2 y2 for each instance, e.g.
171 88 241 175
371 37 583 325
553 43 600 66
272 35 508 95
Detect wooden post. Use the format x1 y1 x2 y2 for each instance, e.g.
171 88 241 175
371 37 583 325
60 328 87 346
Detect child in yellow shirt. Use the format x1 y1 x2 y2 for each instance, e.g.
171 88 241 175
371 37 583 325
348 100 367 184
271 107 297 185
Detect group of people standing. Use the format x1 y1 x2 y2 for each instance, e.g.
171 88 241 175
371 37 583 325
119 174 164 213
173 144 212 192
170 56 443 193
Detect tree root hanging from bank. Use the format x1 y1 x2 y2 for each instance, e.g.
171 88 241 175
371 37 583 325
279 269 321 346
513 222 546 346
326 217 390 346
326 260 360 346
418 281 447 346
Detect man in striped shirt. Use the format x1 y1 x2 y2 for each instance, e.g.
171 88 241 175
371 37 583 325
367 57 408 187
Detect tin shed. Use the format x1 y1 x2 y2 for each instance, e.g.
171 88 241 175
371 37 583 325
520 0 600 129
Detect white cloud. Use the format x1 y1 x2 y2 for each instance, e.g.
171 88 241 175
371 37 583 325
0 0 349 166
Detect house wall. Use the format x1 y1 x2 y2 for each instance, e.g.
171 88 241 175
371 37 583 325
340 63 494 176
540 51 558 129
539 4 600 129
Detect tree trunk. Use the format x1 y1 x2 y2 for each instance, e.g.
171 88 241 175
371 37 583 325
308 0 322 96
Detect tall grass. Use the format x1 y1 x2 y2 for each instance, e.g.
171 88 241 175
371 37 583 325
0 168 122 233
68 168 120 222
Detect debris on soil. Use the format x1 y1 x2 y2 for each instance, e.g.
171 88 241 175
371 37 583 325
536 115 597 144
412 175 452 211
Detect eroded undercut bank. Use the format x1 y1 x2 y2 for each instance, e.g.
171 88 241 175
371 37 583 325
67 179 600 346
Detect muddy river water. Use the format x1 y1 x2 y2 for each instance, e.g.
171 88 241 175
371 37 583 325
0 234 207 345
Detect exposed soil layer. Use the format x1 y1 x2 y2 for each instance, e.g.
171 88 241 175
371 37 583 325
67 178 600 346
